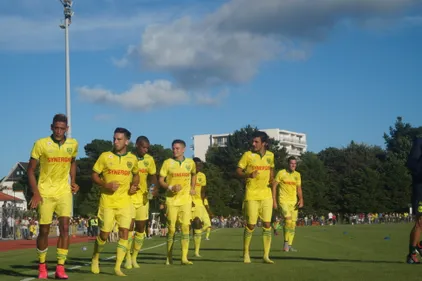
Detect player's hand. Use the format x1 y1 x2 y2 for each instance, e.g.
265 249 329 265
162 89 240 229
129 184 138 195
273 201 278 210
190 189 196 195
172 184 182 193
106 181 120 192
71 182 80 194
29 192 43 209
249 171 259 179
296 199 304 209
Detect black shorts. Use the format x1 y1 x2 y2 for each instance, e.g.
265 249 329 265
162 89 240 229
412 183 422 216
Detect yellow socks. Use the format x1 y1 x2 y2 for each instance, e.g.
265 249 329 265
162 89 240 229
287 221 296 246
37 248 48 264
243 226 254 263
115 239 128 276
262 227 273 264
57 248 68 265
92 236 106 261
166 227 175 265
194 229 202 257
131 231 145 268
206 228 211 239
181 225 192 265
124 234 134 269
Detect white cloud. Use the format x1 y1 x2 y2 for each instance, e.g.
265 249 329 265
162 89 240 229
195 89 229 105
77 80 190 111
117 0 420 90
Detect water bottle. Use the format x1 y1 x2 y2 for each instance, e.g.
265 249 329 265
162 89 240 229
148 184 155 200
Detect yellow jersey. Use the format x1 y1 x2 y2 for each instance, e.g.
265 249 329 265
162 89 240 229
192 171 206 206
160 158 196 206
238 150 274 201
131 154 156 207
275 169 301 203
30 136 78 198
93 151 138 209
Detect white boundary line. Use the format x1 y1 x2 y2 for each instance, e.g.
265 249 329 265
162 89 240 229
19 229 220 281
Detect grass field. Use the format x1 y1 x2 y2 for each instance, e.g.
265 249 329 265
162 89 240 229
1 223 421 281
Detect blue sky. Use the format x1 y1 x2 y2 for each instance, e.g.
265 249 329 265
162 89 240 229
1 0 422 177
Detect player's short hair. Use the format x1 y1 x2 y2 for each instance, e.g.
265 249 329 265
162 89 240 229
136 136 150 144
114 127 131 139
52 114 68 125
287 156 297 163
172 139 186 147
193 157 202 163
252 131 269 144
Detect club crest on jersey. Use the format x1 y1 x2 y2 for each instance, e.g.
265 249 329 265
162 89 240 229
144 161 149 167
67 148 73 154
266 158 271 164
185 164 191 171
127 161 133 169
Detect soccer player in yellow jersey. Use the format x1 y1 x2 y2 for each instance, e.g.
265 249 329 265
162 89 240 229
236 131 274 264
27 114 79 280
159 139 196 265
192 157 207 257
124 136 158 269
203 196 212 240
90 128 140 277
272 156 304 252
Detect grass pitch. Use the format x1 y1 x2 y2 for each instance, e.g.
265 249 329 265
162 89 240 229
0 223 419 281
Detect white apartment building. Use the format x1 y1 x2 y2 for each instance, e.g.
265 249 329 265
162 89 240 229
192 128 307 162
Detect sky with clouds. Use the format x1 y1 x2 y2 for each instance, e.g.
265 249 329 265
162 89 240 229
1 0 422 177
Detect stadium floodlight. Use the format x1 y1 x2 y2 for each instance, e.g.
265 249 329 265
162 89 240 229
59 0 75 216
59 0 73 138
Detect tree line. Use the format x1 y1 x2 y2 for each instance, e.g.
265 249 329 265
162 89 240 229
14 117 422 217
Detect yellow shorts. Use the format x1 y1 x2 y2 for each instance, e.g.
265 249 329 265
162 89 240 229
279 201 298 221
98 206 132 233
132 202 149 221
202 212 211 229
38 192 72 225
243 198 273 225
166 203 192 227
192 204 206 221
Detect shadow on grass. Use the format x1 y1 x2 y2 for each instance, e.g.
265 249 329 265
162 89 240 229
268 256 404 264
0 268 35 278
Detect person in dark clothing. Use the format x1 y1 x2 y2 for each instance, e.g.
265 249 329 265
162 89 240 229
407 137 422 264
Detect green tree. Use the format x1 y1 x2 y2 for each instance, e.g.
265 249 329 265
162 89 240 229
296 152 331 215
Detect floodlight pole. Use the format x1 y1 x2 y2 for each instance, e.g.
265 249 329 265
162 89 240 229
60 0 73 138
60 0 75 217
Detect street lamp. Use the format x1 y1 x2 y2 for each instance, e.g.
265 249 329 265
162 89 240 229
59 0 73 138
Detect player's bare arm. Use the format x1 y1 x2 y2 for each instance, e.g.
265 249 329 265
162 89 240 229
27 158 42 209
201 186 207 202
297 185 304 208
236 167 258 179
70 158 79 193
92 172 119 192
159 176 180 192
269 168 274 185
190 174 197 195
272 180 279 210
129 173 140 195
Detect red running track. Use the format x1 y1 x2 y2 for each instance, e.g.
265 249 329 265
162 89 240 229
0 236 96 252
